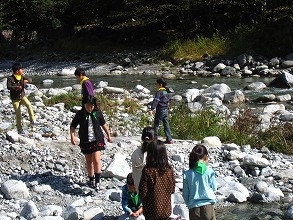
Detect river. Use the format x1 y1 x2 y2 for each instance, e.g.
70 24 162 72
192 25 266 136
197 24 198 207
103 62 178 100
30 73 293 111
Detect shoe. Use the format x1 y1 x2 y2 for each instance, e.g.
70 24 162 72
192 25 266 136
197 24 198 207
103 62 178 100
164 140 174 144
18 130 25 135
95 183 100 191
87 180 95 189
30 121 37 126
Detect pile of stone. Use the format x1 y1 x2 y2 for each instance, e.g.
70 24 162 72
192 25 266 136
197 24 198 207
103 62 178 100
0 74 292 220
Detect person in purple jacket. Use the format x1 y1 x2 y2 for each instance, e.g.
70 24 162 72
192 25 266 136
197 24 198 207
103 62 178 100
74 67 94 106
148 78 173 144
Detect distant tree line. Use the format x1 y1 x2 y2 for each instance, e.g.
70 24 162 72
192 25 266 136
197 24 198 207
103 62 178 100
0 0 292 47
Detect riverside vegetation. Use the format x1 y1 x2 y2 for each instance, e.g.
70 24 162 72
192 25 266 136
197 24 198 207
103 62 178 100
42 92 293 155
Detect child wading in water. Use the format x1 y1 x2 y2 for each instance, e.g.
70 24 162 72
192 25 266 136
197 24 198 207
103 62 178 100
183 144 217 220
70 96 112 190
119 173 144 220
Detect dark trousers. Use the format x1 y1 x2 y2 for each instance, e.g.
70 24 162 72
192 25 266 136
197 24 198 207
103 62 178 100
189 204 216 220
154 108 172 142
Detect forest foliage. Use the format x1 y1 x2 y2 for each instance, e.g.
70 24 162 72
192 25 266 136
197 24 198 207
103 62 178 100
0 0 292 55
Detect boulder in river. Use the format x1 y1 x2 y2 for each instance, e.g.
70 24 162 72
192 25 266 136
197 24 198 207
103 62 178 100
268 71 293 88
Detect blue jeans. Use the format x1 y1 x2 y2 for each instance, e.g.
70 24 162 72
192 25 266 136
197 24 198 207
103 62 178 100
154 108 172 142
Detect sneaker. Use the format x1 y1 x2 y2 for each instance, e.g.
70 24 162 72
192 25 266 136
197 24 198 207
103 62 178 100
95 183 100 191
164 140 174 144
87 180 96 189
30 121 37 126
18 130 25 135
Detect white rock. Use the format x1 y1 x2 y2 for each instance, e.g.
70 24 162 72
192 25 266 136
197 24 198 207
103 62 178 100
182 88 201 102
1 180 30 199
243 155 270 168
263 104 285 114
20 200 39 219
202 136 222 147
213 63 226 72
59 68 75 76
103 87 126 94
255 181 268 193
83 207 104 220
245 82 267 91
103 153 131 180
39 205 63 217
134 85 151 94
42 79 54 85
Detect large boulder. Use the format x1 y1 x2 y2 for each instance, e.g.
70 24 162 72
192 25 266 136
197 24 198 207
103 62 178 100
268 71 293 88
1 180 30 199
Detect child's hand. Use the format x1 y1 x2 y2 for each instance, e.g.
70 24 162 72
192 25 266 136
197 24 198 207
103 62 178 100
148 110 153 115
129 212 135 217
105 136 112 143
133 211 140 217
71 137 76 145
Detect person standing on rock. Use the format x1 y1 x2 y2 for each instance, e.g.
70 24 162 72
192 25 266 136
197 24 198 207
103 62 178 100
74 67 94 106
7 63 35 135
131 127 156 192
182 145 217 220
70 95 112 190
148 78 173 144
139 139 175 220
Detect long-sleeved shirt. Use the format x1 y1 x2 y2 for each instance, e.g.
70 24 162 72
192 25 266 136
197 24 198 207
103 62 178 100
182 167 217 209
81 78 94 105
70 108 106 144
131 146 147 192
7 74 30 100
81 79 94 97
150 88 169 111
121 184 142 214
139 167 175 219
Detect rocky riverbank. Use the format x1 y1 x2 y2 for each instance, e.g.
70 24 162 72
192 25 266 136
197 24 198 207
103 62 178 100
0 70 293 219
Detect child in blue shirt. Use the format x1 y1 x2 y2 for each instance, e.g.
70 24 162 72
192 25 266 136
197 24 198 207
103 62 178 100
121 173 144 219
183 145 217 220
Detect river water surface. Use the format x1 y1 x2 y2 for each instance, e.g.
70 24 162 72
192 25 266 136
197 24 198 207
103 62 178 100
32 73 293 111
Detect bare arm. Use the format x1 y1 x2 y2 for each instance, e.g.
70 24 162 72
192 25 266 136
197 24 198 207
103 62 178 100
102 124 112 143
70 127 77 145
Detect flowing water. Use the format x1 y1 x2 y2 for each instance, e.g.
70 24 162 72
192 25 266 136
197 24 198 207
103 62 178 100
33 74 272 93
32 74 293 111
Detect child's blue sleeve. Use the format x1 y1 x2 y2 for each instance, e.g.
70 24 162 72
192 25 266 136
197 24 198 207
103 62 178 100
182 170 189 204
210 169 217 192
121 185 132 214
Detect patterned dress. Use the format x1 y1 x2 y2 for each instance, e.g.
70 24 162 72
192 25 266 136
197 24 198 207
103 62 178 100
139 167 175 220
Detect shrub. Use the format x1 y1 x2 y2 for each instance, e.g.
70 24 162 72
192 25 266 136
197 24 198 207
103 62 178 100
258 122 293 154
43 93 81 109
95 94 118 115
43 92 117 113
160 33 230 62
122 98 141 114
168 104 225 140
